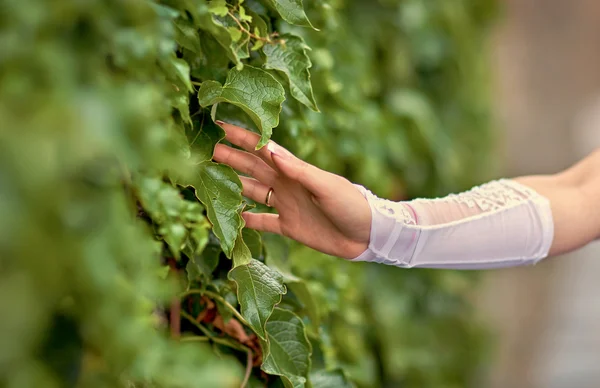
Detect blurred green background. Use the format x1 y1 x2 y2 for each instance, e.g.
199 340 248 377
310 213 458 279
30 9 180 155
4 0 600 387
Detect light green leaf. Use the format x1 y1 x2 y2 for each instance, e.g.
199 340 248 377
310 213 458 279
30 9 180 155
264 0 315 29
160 223 187 259
196 6 249 65
228 259 286 339
261 308 312 388
193 161 244 258
263 34 318 111
158 265 171 280
239 5 253 22
309 369 354 388
208 0 229 17
232 232 252 267
197 66 285 148
227 27 243 42
170 56 194 92
172 93 192 125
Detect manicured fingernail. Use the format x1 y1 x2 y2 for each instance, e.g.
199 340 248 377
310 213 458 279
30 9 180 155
267 141 293 160
215 120 225 126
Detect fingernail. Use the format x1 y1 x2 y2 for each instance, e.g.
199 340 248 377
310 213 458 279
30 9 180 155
267 141 293 160
215 120 225 126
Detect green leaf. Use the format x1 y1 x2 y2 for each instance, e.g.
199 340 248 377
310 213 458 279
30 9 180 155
175 18 201 53
263 34 318 111
160 223 187 259
208 0 229 17
170 55 194 93
242 228 263 259
232 232 252 267
227 27 243 42
264 0 315 29
228 259 286 339
239 5 253 22
172 93 192 125
196 6 249 65
158 265 171 280
261 308 312 388
197 66 285 148
186 244 221 283
210 279 238 323
188 117 226 162
309 369 354 388
193 161 244 258
264 234 319 328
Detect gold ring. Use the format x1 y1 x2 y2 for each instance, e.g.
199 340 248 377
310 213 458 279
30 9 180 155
265 188 274 207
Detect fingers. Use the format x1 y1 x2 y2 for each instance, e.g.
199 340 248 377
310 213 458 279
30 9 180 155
268 142 345 198
242 212 281 234
239 176 276 207
213 144 277 186
216 121 274 166
215 121 345 199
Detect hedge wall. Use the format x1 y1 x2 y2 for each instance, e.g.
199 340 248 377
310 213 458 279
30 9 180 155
0 0 496 387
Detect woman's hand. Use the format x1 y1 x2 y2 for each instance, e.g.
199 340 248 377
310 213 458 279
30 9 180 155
212 121 371 259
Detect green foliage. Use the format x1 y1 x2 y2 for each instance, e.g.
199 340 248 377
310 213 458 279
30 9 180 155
0 0 496 387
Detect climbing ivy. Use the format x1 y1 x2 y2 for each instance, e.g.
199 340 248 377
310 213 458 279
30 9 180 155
0 0 496 387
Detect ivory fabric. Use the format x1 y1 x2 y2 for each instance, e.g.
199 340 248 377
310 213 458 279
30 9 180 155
351 179 554 270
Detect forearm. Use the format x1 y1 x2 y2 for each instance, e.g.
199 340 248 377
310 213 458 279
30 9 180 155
514 149 600 256
353 149 600 269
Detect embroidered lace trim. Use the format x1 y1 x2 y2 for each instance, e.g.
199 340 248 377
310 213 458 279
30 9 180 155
411 179 534 216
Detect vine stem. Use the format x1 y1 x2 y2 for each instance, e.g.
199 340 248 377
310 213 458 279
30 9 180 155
180 336 210 342
241 349 253 388
227 11 275 43
180 289 251 328
180 311 249 353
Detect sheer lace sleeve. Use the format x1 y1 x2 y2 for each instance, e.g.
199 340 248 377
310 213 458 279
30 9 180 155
352 179 554 269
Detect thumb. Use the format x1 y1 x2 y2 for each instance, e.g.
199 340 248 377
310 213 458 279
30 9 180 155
267 141 339 197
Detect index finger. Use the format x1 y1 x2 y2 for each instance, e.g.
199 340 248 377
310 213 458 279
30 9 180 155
215 121 275 167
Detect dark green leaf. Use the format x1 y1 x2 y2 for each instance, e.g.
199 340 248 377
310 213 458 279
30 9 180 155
188 118 226 161
264 0 315 29
186 244 220 283
197 66 285 148
263 35 318 111
193 161 244 257
261 308 312 388
175 18 201 53
228 259 286 339
242 228 263 259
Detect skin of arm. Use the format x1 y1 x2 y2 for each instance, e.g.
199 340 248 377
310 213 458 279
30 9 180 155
514 149 600 256
213 121 600 261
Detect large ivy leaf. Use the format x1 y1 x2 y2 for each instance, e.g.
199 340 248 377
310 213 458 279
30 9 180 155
309 369 354 388
261 308 312 388
228 259 286 339
264 0 315 29
263 34 318 111
193 161 244 257
197 66 285 148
